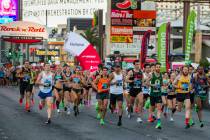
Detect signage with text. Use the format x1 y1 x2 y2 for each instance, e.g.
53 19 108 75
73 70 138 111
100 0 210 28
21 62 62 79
111 36 133 43
111 0 141 10
36 49 59 56
111 26 133 36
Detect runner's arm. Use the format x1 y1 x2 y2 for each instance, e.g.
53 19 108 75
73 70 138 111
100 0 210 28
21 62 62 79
126 70 133 83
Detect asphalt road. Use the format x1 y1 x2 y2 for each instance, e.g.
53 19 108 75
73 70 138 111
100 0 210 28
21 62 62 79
0 87 210 140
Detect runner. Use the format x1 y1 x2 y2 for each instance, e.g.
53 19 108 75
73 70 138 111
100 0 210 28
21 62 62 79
109 64 124 126
70 66 85 116
36 63 54 124
193 66 209 127
142 64 151 111
148 63 163 129
161 72 169 118
167 72 177 121
123 69 131 116
53 65 65 113
126 60 144 123
93 67 110 125
83 70 93 107
189 65 196 126
173 66 192 129
16 60 32 112
63 66 72 115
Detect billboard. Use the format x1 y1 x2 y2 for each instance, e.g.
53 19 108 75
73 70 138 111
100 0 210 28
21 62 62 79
0 0 18 24
22 0 107 27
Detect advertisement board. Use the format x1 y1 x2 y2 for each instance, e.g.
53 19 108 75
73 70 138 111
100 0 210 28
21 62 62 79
111 26 133 36
0 0 18 24
111 36 133 43
111 0 141 10
36 49 59 56
23 0 107 27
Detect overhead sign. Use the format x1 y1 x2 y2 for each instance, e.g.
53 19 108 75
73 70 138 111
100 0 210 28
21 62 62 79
36 49 59 56
0 0 18 24
0 21 48 39
22 0 107 27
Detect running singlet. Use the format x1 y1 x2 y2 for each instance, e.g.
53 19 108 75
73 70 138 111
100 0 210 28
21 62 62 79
168 82 175 95
161 79 169 93
110 72 123 95
150 73 162 97
130 70 143 89
97 77 109 93
142 73 150 94
39 72 53 93
176 75 190 94
54 73 63 81
194 75 208 97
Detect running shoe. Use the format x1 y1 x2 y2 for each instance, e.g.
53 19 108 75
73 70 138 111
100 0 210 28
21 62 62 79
155 123 162 129
190 119 195 126
185 124 190 129
148 117 154 123
200 122 204 128
57 109 60 113
19 98 23 105
137 117 143 123
45 119 51 124
64 107 67 111
97 113 101 119
100 119 105 125
117 121 122 126
39 103 43 110
127 113 131 119
67 108 71 115
170 117 174 122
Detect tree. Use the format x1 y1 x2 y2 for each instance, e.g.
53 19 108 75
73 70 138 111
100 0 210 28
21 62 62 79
80 27 101 52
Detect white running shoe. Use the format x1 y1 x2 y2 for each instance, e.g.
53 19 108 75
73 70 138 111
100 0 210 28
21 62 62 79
57 109 60 113
67 108 71 115
170 117 174 122
128 113 131 119
137 117 143 123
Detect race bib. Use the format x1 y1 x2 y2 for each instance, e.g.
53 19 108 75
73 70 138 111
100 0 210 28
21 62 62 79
143 86 149 94
134 78 141 88
23 74 30 82
102 83 108 89
73 78 80 83
182 83 189 92
116 80 123 87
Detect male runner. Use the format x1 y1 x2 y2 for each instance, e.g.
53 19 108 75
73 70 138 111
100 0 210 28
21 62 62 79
173 66 192 129
126 60 144 123
110 64 124 126
36 63 54 124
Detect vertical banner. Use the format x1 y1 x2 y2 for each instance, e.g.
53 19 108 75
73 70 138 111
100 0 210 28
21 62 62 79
166 22 171 72
158 23 167 72
185 10 196 64
140 30 151 69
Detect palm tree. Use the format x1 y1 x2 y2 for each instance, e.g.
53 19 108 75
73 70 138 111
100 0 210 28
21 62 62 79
80 27 101 53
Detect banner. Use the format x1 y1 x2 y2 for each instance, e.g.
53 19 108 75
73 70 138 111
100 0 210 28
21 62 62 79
77 45 101 72
166 22 171 72
158 23 167 72
185 10 196 64
64 32 101 72
140 30 151 69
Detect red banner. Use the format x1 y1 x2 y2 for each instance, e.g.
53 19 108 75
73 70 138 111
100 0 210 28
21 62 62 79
140 30 151 69
77 44 101 72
